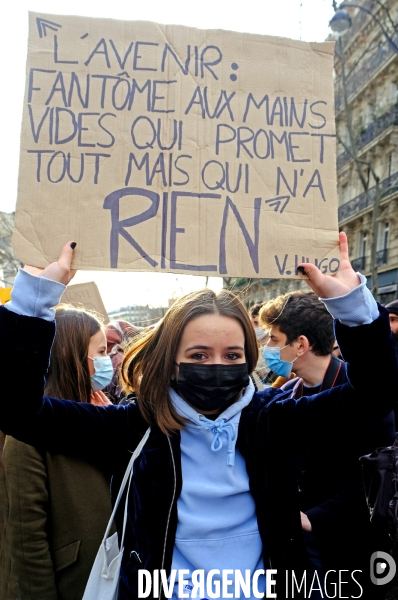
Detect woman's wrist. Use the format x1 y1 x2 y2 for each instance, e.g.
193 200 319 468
6 269 66 321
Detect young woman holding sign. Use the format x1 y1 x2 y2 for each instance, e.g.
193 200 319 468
0 233 396 599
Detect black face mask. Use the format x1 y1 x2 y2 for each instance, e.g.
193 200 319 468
175 362 250 412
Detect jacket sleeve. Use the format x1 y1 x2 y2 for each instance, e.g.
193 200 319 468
3 437 58 600
0 306 146 458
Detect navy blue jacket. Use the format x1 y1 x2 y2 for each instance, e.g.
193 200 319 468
1 305 398 599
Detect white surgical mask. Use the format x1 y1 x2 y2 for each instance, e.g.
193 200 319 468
254 327 267 341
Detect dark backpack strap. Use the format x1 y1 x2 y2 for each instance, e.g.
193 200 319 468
289 354 343 399
322 354 343 390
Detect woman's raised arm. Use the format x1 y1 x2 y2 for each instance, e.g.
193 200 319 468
0 243 146 459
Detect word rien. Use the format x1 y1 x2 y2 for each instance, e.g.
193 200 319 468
102 187 339 275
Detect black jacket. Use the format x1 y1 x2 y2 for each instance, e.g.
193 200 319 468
1 305 398 599
282 354 395 595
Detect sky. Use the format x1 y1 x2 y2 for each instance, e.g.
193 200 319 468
0 0 334 311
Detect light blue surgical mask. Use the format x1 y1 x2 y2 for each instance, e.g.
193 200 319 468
262 344 297 378
88 355 114 392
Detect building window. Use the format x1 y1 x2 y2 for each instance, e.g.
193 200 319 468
376 222 389 266
387 152 393 177
384 221 389 250
341 182 349 204
378 221 389 250
358 231 367 257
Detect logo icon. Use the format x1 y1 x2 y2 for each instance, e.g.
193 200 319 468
370 551 396 585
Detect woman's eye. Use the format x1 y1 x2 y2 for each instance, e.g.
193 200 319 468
190 353 207 360
225 353 240 360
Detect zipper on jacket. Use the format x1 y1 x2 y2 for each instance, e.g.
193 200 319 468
159 436 177 600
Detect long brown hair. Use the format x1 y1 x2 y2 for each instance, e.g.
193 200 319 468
44 305 104 403
121 289 259 435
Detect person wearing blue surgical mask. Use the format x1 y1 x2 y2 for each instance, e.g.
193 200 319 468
0 305 113 600
259 290 395 600
262 341 298 378
88 334 114 394
262 312 300 382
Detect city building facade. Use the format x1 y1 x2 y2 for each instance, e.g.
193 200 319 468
334 0 398 303
226 0 398 307
108 304 166 328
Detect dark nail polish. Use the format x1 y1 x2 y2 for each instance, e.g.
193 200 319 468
70 242 77 250
297 266 306 274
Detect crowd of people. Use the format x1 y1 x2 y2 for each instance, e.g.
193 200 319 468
0 232 398 600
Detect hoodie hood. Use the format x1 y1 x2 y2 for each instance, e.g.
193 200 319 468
169 378 255 466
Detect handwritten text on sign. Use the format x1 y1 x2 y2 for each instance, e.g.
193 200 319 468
13 14 340 277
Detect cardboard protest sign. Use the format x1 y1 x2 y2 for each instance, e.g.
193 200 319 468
13 12 340 278
60 281 109 323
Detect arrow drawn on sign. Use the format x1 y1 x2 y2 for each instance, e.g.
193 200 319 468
265 195 290 214
36 18 62 38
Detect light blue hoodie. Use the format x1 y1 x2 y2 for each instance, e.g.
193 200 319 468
169 380 266 599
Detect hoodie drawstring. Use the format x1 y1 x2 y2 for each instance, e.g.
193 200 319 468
198 415 237 466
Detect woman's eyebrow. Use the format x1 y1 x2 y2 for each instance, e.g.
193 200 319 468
185 345 210 351
185 345 244 350
184 345 245 352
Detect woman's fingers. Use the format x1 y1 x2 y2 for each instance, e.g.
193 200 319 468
298 231 360 298
297 263 320 294
58 241 76 273
24 242 77 286
57 241 77 285
339 231 349 263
